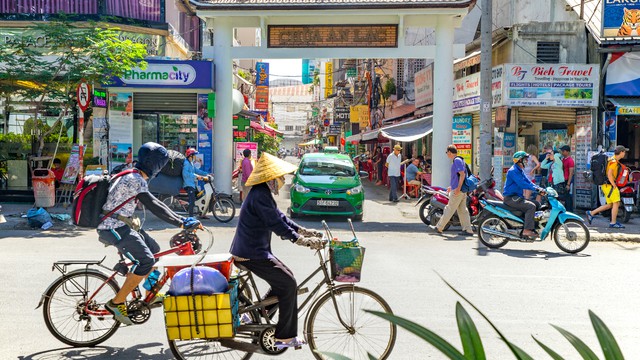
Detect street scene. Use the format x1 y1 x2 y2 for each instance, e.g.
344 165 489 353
3 0 640 359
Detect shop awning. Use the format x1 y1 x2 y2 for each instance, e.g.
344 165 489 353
345 133 361 143
610 97 640 116
250 121 282 137
299 139 322 146
380 115 433 142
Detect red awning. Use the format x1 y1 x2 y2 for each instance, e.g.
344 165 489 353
250 121 283 137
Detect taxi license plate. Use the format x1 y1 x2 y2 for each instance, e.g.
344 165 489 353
623 198 634 205
317 200 339 207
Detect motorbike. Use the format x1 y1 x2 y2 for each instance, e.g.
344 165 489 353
151 174 236 223
478 187 590 254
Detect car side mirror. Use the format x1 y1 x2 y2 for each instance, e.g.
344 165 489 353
359 171 368 177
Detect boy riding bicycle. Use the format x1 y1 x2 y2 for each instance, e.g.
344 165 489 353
97 142 202 325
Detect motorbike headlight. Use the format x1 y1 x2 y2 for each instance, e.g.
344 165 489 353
347 185 363 195
546 188 558 198
294 184 310 193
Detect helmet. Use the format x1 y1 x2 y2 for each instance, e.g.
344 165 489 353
513 151 528 163
185 148 199 158
135 142 169 179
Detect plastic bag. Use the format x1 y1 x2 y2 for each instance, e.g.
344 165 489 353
168 266 228 296
26 208 52 228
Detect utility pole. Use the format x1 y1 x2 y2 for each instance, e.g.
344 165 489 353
479 0 493 182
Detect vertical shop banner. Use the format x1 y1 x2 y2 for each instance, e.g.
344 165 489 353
256 62 269 86
61 144 83 184
349 105 370 128
504 64 599 107
234 142 258 160
92 107 109 166
108 92 133 170
575 110 592 209
604 111 617 145
324 62 333 99
197 94 213 173
493 130 504 191
539 130 569 152
502 132 516 182
602 1 640 39
452 115 472 165
414 65 433 109
255 86 269 110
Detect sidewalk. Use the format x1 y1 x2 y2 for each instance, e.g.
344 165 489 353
359 179 640 243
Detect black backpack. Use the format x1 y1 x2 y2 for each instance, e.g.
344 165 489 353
160 150 186 177
590 152 609 185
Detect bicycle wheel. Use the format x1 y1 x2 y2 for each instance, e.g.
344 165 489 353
306 285 397 360
42 269 121 347
212 198 236 223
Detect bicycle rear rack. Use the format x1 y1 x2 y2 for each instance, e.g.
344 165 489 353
52 256 107 274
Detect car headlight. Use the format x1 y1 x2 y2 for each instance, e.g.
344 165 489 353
347 185 363 195
294 184 310 193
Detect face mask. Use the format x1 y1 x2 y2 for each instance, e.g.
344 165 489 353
267 176 285 195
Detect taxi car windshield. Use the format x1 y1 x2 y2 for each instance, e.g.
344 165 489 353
300 159 356 177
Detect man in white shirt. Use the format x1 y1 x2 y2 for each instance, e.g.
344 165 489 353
385 144 403 202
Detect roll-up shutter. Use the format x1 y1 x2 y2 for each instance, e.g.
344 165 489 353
133 93 197 113
516 107 576 124
472 110 495 126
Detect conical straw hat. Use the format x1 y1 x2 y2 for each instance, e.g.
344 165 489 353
245 152 298 187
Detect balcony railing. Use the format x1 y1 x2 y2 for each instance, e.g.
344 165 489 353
0 0 164 23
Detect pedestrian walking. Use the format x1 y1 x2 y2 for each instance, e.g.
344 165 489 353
385 144 402 202
560 145 575 212
237 149 254 202
586 145 628 228
429 144 473 235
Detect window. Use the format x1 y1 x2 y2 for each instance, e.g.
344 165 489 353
285 125 294 131
295 125 304 131
396 59 405 98
536 42 560 63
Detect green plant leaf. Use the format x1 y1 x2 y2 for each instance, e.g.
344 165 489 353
437 274 534 360
552 325 600 360
589 310 625 360
315 351 352 360
455 302 486 360
533 336 565 360
367 310 466 360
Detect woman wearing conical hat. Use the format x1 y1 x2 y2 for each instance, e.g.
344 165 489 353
230 152 323 349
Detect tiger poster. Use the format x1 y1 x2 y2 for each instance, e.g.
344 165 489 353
603 1 640 38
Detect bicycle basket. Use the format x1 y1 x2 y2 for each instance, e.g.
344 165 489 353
163 279 239 341
329 240 365 283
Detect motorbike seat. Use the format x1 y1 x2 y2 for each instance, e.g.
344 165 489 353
485 199 524 217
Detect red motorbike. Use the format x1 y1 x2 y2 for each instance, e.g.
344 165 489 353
418 178 503 230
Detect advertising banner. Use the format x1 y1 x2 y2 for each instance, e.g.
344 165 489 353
493 130 505 190
234 142 258 160
110 60 214 89
453 66 504 114
605 111 617 144
575 110 593 209
350 105 369 127
414 64 433 109
334 106 350 125
452 115 472 165
197 94 213 173
605 52 640 96
92 107 109 166
602 1 640 38
504 64 599 107
255 86 269 110
61 144 83 184
325 61 333 99
539 130 569 152
108 92 133 171
256 62 269 87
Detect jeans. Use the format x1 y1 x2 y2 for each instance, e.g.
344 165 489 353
185 186 196 217
238 256 298 339
388 176 400 201
504 195 537 230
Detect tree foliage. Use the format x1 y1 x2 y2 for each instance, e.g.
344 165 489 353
0 20 148 155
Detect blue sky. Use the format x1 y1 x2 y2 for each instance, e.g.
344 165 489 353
262 59 302 80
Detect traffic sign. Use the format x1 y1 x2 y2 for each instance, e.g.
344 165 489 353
76 82 91 112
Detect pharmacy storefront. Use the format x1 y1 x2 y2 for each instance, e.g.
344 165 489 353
103 59 215 171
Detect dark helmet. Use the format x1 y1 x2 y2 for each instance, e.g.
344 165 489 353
135 142 168 179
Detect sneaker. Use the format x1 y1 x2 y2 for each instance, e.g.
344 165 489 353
275 337 307 350
609 222 625 229
586 211 594 225
105 300 133 325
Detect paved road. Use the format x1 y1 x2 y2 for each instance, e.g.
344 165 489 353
3 181 640 359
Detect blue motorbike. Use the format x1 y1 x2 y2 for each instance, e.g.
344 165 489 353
478 187 589 254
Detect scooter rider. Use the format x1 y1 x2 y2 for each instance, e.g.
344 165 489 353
503 151 546 238
182 148 208 218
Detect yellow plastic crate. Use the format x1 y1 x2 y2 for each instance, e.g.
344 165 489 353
163 282 238 341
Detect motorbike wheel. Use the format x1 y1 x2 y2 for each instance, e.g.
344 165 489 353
419 201 431 225
429 208 451 231
621 205 631 223
212 198 236 223
478 215 510 249
553 219 590 254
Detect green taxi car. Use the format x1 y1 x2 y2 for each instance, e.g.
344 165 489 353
289 153 365 220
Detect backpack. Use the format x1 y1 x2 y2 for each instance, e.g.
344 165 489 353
457 156 478 193
160 150 185 177
71 169 138 228
615 161 629 187
590 152 609 185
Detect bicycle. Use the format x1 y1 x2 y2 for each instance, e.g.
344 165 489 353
169 220 397 360
36 229 210 347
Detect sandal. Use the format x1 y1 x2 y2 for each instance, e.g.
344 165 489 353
585 211 594 225
275 337 307 350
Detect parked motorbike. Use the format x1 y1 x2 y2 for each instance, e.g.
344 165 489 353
478 187 589 254
151 174 236 223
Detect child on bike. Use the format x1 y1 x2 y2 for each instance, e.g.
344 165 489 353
97 142 202 325
229 152 324 349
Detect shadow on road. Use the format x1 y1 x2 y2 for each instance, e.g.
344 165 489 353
292 216 428 233
475 247 592 259
19 343 172 360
